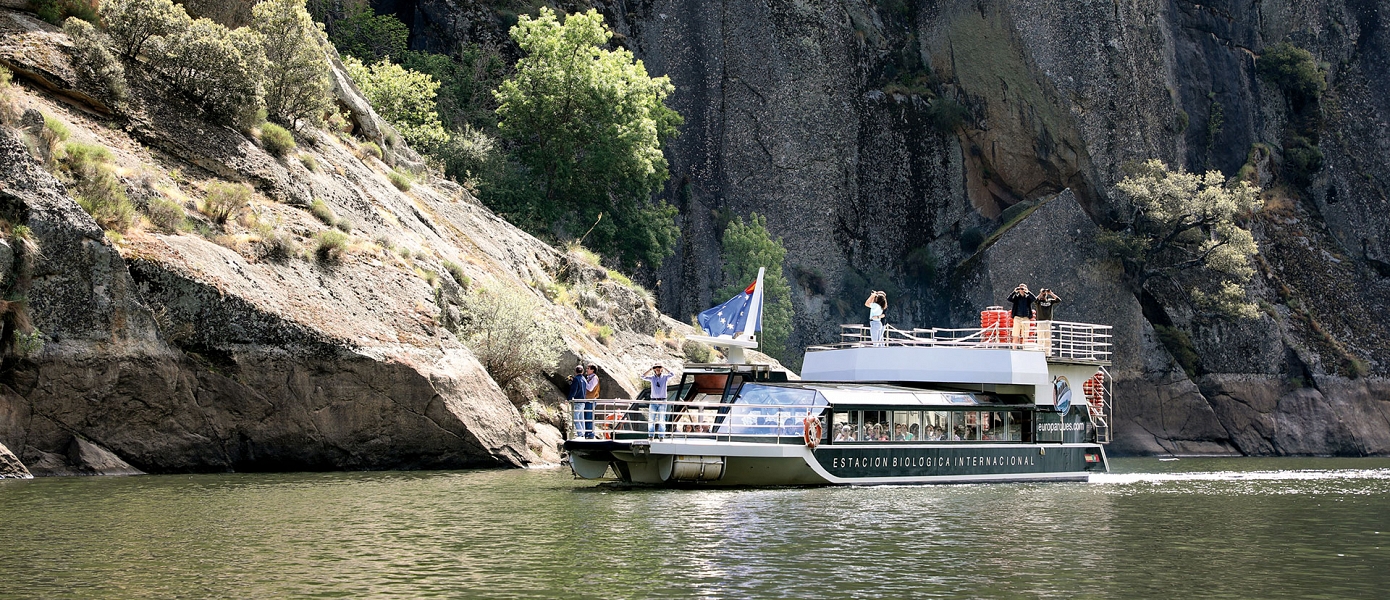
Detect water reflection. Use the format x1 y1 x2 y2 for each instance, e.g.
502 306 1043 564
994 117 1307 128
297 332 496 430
1 459 1388 598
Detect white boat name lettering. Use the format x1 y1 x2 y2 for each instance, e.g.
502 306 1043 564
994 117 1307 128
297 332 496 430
828 454 1037 469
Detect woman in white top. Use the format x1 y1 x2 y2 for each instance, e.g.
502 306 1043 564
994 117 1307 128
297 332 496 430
864 291 887 345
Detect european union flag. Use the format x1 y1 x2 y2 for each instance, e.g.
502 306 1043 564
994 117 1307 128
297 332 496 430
698 281 760 338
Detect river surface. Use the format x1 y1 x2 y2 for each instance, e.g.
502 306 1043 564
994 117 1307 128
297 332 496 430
2 457 1388 598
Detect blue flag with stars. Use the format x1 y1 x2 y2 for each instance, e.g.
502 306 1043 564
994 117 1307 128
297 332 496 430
698 281 760 337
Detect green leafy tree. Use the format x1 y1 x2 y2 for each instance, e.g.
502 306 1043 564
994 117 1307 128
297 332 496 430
100 0 189 58
328 1 408 62
492 8 683 268
344 56 451 152
155 18 268 127
1101 159 1264 319
252 0 332 128
717 214 795 362
1257 42 1326 104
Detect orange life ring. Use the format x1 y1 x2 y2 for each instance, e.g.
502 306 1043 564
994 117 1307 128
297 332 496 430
600 412 623 440
803 417 824 448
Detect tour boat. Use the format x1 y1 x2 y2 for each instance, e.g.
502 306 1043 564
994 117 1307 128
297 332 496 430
564 270 1112 486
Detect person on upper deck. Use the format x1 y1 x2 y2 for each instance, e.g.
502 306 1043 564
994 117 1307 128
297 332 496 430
865 291 887 346
1007 284 1036 348
1035 288 1062 355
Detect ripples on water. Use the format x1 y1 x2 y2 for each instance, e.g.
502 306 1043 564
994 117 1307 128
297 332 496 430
2 458 1388 599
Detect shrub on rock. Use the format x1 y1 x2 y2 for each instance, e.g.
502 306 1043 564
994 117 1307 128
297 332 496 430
202 181 251 224
387 168 411 191
62 142 135 232
456 285 564 401
63 18 128 104
142 196 186 231
314 229 347 263
259 122 296 156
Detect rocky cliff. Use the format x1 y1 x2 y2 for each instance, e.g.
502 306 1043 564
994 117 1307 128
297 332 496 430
402 0 1390 455
0 7 720 476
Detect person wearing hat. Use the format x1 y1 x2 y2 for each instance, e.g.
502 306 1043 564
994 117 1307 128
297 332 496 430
1007 283 1037 348
641 364 676 436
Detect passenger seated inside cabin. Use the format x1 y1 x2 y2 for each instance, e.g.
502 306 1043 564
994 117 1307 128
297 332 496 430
952 425 965 441
782 416 800 436
835 425 853 441
908 423 920 441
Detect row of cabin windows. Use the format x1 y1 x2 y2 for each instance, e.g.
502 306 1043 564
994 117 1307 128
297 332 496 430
830 410 1032 443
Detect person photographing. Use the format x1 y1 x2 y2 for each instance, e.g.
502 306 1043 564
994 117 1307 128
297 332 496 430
1007 284 1036 348
864 290 888 346
1035 288 1062 355
641 364 676 436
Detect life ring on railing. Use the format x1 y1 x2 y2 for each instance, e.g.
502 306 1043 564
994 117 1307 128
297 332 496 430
599 412 623 440
803 418 824 448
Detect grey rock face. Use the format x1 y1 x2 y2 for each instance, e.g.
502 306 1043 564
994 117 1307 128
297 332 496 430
0 440 29 478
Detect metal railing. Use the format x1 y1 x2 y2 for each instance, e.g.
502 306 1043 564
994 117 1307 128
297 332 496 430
567 397 826 443
806 321 1112 364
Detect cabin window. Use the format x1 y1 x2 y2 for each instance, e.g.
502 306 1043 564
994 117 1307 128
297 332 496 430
832 411 859 441
923 411 950 440
715 384 826 435
860 410 888 441
892 411 919 441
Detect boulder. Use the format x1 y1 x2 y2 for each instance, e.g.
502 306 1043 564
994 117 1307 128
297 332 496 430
66 436 144 476
0 440 29 478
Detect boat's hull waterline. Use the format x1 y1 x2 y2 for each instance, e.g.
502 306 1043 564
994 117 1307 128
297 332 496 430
566 440 1109 486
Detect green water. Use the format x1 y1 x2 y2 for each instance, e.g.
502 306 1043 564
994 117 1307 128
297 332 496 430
1 457 1388 599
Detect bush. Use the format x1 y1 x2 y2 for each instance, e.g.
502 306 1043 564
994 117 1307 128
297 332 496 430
442 259 468 288
100 0 190 58
0 67 21 126
1258 42 1326 103
343 56 450 153
584 321 614 345
928 97 968 133
63 18 128 103
959 227 985 253
334 218 352 233
314 229 347 262
683 338 712 363
1284 140 1324 187
40 114 70 165
308 198 335 224
202 181 251 224
456 285 564 395
327 2 408 62
143 196 186 231
155 17 267 127
359 141 382 160
438 123 497 182
61 142 136 232
259 122 296 156
29 0 98 25
259 230 298 262
299 153 319 172
387 168 412 191
253 0 331 127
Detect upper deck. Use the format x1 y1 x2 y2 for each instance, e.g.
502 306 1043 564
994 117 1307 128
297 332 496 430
806 321 1112 366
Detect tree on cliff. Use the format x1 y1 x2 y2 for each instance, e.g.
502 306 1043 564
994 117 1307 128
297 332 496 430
718 214 794 363
492 8 683 269
1101 159 1263 319
253 0 332 128
345 56 451 152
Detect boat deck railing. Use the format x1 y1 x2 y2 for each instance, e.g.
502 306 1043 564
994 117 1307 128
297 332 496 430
806 321 1112 364
569 397 827 443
